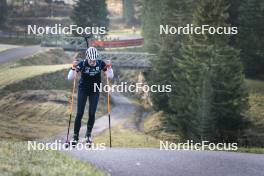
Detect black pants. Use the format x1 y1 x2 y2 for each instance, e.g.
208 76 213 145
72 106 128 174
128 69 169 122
74 87 99 137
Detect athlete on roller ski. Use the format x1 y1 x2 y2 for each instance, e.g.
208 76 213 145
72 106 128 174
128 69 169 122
67 47 114 146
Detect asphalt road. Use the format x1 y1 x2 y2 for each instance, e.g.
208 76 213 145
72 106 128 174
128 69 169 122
51 92 136 143
0 45 42 64
58 93 264 176
69 148 264 176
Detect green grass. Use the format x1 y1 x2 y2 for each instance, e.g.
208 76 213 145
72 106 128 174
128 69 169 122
236 147 264 154
245 79 264 127
94 123 160 148
0 64 69 89
245 79 264 94
0 49 74 89
0 50 71 140
143 112 181 142
0 90 71 140
0 49 108 140
16 48 73 66
241 79 264 147
0 141 106 176
0 49 73 92
247 93 264 125
0 88 108 140
0 49 108 175
94 123 264 153
139 79 264 152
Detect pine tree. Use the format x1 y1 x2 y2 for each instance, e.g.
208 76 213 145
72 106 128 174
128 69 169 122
147 0 194 137
123 0 136 26
141 0 163 53
237 0 264 77
71 0 109 36
176 0 248 142
228 0 241 45
0 0 8 27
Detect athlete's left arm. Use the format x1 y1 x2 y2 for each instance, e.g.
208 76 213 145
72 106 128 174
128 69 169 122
102 60 114 79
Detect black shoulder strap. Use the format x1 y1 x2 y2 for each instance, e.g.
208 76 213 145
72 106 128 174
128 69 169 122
83 59 86 67
78 59 86 73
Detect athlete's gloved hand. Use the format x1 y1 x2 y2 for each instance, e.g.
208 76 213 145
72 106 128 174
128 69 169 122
71 60 78 70
105 60 114 79
105 60 112 69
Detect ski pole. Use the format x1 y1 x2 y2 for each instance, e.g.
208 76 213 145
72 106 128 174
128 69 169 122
106 62 112 148
66 74 77 145
65 54 78 147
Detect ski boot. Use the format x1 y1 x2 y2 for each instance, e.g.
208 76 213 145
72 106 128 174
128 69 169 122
70 134 79 147
85 134 93 147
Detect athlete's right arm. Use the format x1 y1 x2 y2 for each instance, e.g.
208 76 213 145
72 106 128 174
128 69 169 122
67 60 81 80
67 69 76 80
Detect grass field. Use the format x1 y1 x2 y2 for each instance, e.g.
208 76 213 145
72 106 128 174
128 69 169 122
0 49 107 175
94 120 264 153
16 48 73 66
143 112 181 142
0 64 69 89
245 79 264 125
94 123 160 148
0 90 71 140
1 47 263 155
0 141 106 176
236 147 264 154
0 49 108 140
0 50 71 140
0 88 108 140
245 78 264 120
0 49 72 88
243 79 264 147
137 79 264 153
